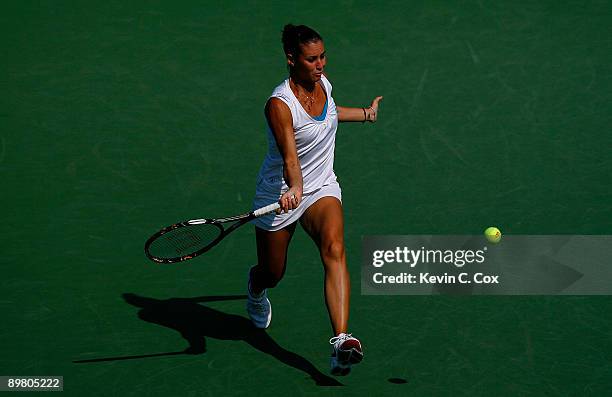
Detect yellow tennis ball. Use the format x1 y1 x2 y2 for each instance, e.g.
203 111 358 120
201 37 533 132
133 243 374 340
484 227 502 243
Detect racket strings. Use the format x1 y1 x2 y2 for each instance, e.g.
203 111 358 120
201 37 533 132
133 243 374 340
148 223 222 260
167 230 202 253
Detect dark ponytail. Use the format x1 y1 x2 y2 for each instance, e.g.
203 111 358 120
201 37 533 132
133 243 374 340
282 24 323 57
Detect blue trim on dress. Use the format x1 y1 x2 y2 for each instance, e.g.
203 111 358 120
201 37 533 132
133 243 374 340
312 96 328 121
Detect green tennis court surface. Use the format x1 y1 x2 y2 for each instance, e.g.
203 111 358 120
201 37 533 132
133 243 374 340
2 1 611 395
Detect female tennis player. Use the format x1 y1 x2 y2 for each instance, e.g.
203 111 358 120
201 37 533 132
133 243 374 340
247 24 383 376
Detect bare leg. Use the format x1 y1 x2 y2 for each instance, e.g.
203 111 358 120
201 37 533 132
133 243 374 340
250 223 297 294
300 197 349 335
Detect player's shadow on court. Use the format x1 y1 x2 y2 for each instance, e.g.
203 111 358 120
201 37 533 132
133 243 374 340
74 293 341 387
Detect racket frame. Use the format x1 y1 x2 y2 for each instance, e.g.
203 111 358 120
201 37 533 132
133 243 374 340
144 202 280 263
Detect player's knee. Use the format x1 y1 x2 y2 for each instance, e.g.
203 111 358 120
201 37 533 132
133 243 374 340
321 240 345 263
258 267 285 289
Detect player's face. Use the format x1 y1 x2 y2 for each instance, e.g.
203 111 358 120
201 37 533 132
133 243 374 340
290 40 326 83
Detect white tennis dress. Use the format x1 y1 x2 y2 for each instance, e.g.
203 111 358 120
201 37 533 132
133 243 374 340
252 74 342 231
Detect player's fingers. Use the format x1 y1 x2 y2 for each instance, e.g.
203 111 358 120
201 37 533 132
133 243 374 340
280 191 300 212
371 96 383 109
279 195 288 213
287 194 296 210
369 97 382 122
288 193 297 211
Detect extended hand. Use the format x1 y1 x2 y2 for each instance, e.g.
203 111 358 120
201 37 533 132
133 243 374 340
367 96 384 122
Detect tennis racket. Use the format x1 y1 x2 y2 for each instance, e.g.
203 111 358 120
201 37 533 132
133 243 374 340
144 202 281 263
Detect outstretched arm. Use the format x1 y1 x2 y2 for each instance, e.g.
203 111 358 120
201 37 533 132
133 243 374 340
337 96 383 123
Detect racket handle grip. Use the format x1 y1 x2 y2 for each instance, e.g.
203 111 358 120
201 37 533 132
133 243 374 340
253 202 281 217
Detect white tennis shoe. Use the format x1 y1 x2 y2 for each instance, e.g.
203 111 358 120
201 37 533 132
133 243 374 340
329 333 363 376
246 267 272 329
